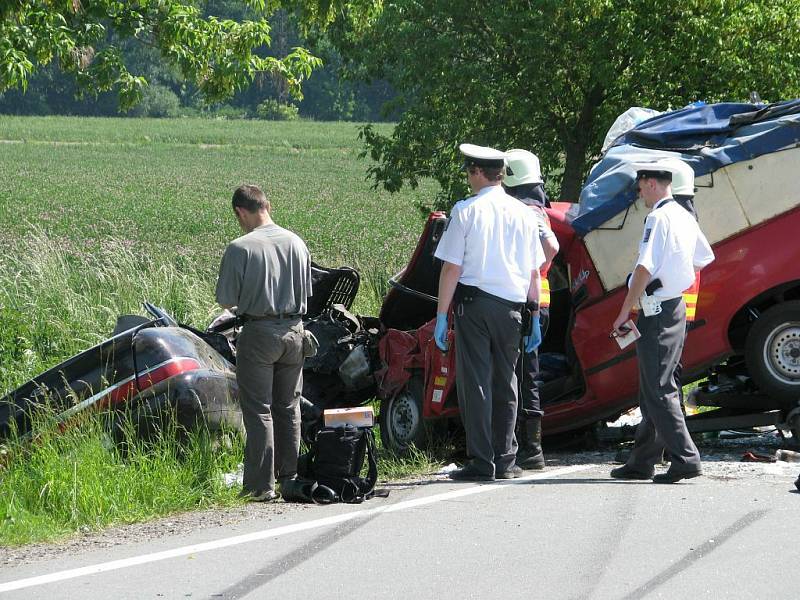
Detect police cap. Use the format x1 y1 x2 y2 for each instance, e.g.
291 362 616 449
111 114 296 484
635 169 673 182
459 143 506 169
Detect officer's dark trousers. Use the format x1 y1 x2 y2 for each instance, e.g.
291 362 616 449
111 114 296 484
454 295 522 476
627 298 701 472
518 308 549 420
236 319 304 493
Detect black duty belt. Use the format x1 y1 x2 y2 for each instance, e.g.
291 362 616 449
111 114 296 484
241 313 302 322
455 283 525 311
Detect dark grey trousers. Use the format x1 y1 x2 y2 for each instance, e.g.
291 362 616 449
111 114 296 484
236 319 304 493
518 307 549 420
627 298 701 472
454 295 522 476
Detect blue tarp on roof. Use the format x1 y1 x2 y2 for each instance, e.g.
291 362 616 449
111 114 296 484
572 99 800 236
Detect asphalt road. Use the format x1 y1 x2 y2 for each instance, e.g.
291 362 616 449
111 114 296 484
1 456 798 600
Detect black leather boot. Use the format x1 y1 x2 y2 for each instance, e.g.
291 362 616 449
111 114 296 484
517 417 545 470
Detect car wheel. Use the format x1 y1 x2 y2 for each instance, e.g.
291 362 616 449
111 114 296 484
379 373 428 454
745 301 800 403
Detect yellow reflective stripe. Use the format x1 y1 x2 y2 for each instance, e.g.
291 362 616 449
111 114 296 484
683 274 701 322
540 278 551 307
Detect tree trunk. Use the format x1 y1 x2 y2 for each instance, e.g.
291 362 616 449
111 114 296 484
272 9 290 104
560 140 589 202
558 84 605 202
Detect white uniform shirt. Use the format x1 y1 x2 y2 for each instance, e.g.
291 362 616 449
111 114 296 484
636 197 715 299
434 184 544 303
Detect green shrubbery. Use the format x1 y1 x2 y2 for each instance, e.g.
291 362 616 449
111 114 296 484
256 99 300 121
127 85 183 119
211 105 250 120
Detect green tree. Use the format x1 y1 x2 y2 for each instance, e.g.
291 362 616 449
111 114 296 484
0 1 324 110
338 0 800 206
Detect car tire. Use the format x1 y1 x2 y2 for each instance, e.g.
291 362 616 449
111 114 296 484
379 373 430 454
745 301 800 404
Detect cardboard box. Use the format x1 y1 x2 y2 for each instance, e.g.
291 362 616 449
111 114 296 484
323 407 375 428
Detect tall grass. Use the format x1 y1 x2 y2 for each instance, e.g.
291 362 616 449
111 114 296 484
0 232 247 546
0 405 243 546
0 227 218 393
375 440 449 481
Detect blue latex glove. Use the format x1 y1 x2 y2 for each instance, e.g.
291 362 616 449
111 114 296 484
434 312 449 351
524 314 542 353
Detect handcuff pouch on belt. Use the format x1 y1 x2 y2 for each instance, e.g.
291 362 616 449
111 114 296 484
639 277 663 317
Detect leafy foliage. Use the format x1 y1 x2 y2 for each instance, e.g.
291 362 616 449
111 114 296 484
127 84 182 118
0 1 322 110
337 0 800 205
256 98 300 119
0 2 394 121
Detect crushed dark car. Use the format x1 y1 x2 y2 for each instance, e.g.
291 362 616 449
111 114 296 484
0 263 381 444
0 302 241 442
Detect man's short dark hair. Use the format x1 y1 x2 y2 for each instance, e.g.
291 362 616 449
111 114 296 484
636 169 673 185
468 165 504 182
232 184 271 213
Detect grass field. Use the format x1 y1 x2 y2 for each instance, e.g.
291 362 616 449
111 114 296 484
0 116 442 545
0 116 437 390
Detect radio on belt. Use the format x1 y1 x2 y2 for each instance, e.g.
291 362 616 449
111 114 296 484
323 407 375 428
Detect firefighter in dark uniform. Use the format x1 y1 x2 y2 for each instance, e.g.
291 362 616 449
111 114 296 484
434 143 544 481
610 168 714 483
503 149 559 470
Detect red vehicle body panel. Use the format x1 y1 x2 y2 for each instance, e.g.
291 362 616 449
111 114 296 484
377 202 800 437
544 203 800 433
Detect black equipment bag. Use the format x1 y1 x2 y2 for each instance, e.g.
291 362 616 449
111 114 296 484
296 425 378 504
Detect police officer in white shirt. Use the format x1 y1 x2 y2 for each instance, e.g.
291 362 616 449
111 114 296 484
611 168 714 483
433 143 544 481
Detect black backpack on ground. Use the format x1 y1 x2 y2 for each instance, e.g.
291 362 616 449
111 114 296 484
292 425 378 504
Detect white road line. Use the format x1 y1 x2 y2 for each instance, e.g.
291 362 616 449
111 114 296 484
0 464 594 594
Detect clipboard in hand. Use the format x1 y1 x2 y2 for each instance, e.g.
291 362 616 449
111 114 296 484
611 319 641 350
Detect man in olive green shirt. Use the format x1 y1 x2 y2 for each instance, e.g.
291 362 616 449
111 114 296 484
216 184 312 501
